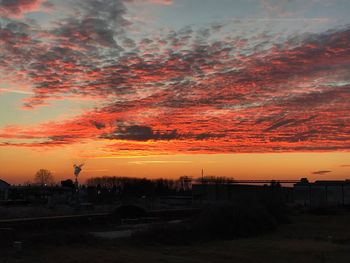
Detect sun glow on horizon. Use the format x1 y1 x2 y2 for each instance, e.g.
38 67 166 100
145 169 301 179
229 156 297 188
1 0 350 183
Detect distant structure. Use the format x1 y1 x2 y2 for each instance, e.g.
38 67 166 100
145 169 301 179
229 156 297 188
192 178 350 208
0 179 10 201
293 178 350 207
73 163 84 188
192 181 292 205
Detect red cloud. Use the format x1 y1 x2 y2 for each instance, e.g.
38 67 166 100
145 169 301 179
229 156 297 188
1 9 350 155
0 0 45 17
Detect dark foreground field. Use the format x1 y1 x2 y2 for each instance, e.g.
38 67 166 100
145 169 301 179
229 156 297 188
2 212 350 263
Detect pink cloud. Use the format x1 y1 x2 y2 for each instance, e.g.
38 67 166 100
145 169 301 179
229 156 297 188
0 0 46 17
0 2 350 155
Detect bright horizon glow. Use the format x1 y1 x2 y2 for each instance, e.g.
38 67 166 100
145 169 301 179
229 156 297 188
1 151 349 184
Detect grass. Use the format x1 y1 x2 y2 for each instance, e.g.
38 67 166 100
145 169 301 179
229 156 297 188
2 212 350 263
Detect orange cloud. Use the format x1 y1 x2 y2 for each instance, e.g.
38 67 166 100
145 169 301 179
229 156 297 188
1 2 350 155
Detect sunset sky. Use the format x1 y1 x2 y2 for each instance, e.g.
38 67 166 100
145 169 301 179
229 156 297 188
0 0 350 184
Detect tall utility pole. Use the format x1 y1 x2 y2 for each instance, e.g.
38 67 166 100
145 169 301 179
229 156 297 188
73 163 84 188
73 163 84 206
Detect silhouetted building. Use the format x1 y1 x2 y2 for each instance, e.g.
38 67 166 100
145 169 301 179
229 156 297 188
6 185 75 205
0 179 10 200
293 179 350 207
192 183 292 205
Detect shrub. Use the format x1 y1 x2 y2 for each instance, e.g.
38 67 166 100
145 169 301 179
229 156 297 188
259 188 289 223
192 200 277 240
134 197 283 244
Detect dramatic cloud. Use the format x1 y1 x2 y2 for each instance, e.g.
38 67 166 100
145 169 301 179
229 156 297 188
0 1 350 156
101 124 179 141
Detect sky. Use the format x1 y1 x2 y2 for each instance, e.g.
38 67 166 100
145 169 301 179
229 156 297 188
0 0 350 184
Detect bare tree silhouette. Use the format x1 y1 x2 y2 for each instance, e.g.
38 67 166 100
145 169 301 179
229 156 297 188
34 169 54 186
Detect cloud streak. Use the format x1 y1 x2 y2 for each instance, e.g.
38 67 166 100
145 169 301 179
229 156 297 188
312 170 332 175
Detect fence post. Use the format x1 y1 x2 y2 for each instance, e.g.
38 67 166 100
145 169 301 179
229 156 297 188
308 184 312 208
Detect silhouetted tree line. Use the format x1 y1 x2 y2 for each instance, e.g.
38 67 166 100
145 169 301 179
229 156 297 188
85 176 239 201
85 176 192 201
196 176 235 184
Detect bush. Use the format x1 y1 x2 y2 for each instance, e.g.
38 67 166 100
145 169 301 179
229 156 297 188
111 205 148 223
192 200 277 240
259 188 289 223
134 197 284 244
